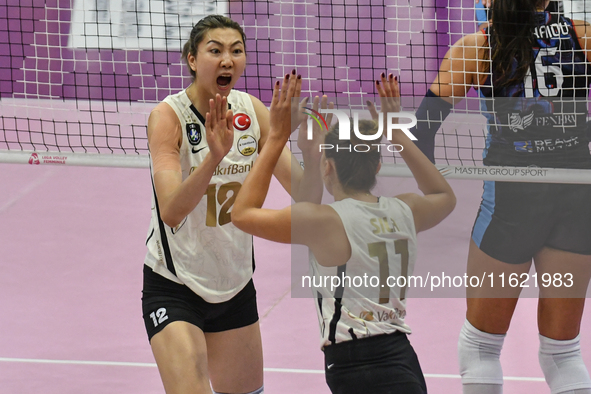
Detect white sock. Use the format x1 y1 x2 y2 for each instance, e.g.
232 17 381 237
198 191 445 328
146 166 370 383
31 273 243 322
458 319 505 393
539 334 591 394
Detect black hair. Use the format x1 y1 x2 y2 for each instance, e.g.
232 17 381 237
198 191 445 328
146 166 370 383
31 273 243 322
324 119 382 193
181 15 247 79
489 0 546 87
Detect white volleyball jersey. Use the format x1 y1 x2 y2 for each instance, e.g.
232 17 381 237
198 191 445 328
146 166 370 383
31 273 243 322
145 89 260 303
310 197 417 348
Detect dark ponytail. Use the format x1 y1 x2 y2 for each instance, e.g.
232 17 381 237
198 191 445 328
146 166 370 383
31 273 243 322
490 0 545 87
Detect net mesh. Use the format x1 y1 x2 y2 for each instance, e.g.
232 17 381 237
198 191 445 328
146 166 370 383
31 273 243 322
0 1 590 173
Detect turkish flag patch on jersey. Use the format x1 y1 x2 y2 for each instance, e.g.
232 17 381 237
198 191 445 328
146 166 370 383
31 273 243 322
233 113 251 131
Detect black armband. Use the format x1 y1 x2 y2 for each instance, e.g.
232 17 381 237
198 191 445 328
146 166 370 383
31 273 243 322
411 89 453 163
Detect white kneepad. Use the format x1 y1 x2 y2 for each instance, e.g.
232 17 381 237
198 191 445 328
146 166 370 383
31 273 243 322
539 334 591 394
458 319 505 385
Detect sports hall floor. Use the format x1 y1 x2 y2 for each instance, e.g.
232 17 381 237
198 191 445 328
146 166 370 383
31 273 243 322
2 163 591 393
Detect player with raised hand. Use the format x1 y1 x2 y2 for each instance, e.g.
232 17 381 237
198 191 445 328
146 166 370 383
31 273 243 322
231 73 455 394
142 14 319 394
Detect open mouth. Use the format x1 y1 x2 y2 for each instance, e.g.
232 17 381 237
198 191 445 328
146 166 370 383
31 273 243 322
217 75 232 88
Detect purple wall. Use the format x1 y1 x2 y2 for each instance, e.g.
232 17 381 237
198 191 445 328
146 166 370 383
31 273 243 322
0 0 478 104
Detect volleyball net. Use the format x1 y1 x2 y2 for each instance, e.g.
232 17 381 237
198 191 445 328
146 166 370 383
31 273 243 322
1 0 590 182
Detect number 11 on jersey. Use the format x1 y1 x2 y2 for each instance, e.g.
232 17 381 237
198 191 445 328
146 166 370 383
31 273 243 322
368 240 409 303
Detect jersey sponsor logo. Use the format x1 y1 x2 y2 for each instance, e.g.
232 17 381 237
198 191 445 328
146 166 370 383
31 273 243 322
200 160 253 176
509 111 577 132
186 123 202 146
509 111 534 132
233 113 251 131
237 135 257 156
514 140 534 153
514 136 581 153
358 308 406 322
532 22 570 40
192 146 207 154
534 136 581 152
534 114 578 127
359 311 375 321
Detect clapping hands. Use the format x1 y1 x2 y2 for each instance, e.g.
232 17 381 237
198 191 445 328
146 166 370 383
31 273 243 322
205 94 234 162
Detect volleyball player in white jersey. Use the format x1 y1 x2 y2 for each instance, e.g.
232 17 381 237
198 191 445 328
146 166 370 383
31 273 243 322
231 74 456 393
142 15 319 394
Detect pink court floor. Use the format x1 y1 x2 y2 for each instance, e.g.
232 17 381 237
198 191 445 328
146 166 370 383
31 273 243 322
1 163 591 393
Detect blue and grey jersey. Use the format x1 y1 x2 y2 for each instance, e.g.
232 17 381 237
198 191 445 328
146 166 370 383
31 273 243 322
479 12 591 168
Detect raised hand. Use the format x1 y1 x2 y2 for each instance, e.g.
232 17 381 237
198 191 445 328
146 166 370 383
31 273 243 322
367 72 401 136
291 74 307 133
297 95 334 156
205 94 234 162
269 70 301 142
375 72 401 114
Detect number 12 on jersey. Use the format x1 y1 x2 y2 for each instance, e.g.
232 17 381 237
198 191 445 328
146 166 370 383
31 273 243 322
206 182 242 227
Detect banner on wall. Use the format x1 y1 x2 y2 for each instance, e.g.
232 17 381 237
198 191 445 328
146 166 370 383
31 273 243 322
68 0 228 51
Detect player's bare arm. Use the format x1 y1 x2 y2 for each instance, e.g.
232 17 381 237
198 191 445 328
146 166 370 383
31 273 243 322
251 73 324 203
430 32 489 101
574 20 591 62
374 73 456 233
150 95 233 227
